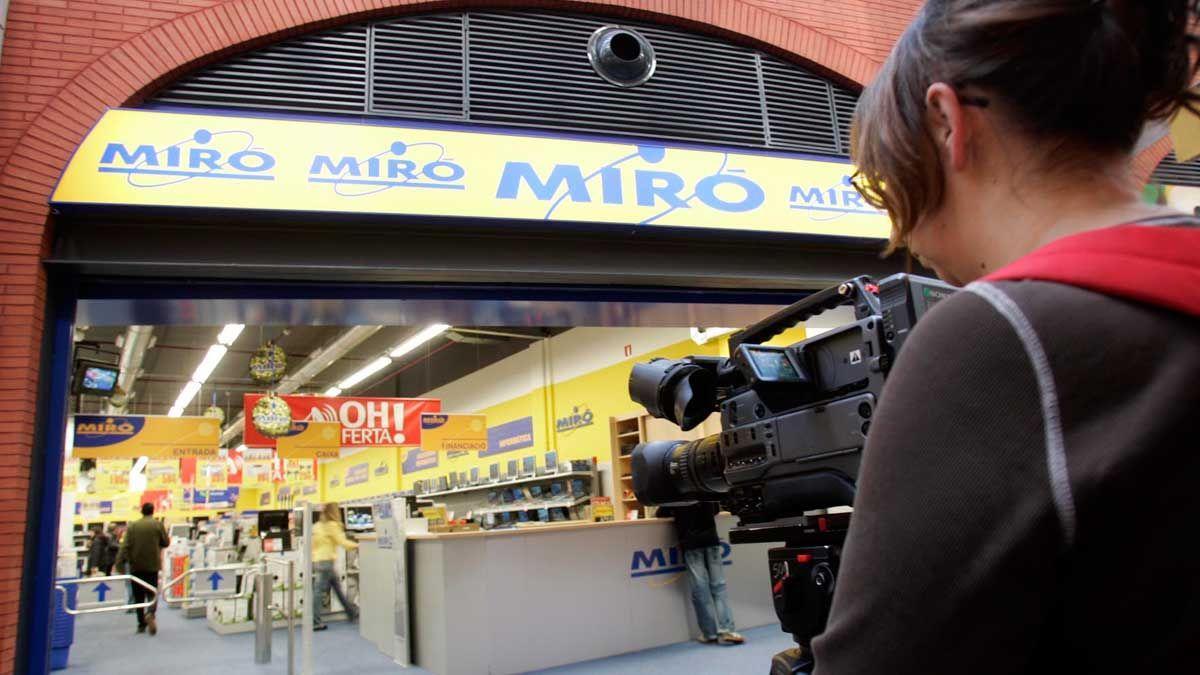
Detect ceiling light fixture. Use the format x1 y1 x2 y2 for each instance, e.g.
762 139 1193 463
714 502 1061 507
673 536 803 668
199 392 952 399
216 324 245 346
337 356 393 390
389 324 450 358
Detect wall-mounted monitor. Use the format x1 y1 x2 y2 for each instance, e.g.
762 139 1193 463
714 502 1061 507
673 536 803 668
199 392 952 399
73 360 119 396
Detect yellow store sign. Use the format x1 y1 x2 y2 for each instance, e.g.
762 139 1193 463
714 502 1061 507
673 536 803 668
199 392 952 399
51 109 888 239
72 415 220 458
420 414 487 453
276 421 341 459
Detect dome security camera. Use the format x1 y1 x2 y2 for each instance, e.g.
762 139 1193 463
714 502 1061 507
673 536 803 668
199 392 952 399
588 26 656 88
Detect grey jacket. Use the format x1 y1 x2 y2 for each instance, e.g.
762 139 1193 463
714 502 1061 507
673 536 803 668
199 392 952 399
813 277 1200 674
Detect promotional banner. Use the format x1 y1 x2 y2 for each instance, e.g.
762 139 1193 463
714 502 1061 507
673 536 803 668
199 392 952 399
72 415 221 458
419 414 487 453
145 459 181 489
480 417 535 457
243 395 440 448
50 109 889 240
95 459 131 493
275 420 342 458
284 459 316 483
195 459 228 489
192 487 239 510
241 460 274 487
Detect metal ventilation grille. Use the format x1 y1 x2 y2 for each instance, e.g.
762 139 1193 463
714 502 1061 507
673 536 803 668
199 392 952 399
1151 152 1200 187
155 26 368 114
148 11 862 156
832 89 859 155
370 14 465 119
466 12 765 146
760 55 838 155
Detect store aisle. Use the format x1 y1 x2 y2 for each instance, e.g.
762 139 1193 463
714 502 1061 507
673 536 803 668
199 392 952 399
529 624 795 675
64 604 423 675
64 606 787 674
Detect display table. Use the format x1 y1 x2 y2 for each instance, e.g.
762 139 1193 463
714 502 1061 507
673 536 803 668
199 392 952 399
403 515 778 675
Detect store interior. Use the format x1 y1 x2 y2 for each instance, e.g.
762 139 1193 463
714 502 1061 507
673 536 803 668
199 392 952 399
54 295 853 673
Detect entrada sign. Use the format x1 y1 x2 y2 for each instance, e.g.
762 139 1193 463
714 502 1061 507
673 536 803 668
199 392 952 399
51 109 889 239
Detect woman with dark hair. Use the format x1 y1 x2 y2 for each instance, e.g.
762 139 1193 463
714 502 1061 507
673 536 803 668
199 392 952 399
811 1 1200 673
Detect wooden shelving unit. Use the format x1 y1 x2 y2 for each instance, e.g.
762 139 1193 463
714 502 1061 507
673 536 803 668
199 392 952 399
609 410 721 520
610 413 644 520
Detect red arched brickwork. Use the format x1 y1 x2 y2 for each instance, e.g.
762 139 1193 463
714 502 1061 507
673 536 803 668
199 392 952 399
0 1 916 670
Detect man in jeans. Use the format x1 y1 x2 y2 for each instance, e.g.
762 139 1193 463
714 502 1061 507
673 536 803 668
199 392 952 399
659 501 744 645
115 503 169 635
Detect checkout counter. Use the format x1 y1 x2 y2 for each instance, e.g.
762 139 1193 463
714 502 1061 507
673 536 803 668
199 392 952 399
357 514 778 675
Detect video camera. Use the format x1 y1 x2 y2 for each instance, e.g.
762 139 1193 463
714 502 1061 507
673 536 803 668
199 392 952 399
628 273 955 673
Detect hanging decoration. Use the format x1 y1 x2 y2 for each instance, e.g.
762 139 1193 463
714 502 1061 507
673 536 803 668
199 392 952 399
251 393 292 438
204 406 225 424
249 341 287 385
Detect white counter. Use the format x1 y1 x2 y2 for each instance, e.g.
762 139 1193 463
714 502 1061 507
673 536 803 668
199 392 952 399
402 515 779 675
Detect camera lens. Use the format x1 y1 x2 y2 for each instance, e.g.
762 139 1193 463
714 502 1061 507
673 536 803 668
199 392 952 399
631 435 728 506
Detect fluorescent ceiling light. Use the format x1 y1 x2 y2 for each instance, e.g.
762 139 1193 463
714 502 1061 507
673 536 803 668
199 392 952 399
323 387 342 397
216 324 244 346
167 405 184 418
173 380 202 412
338 356 392 389
389 324 450 358
192 344 228 384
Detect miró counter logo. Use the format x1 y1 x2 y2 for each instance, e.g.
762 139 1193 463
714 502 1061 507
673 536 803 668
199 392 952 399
308 140 467 196
98 129 276 187
630 541 732 578
496 144 765 225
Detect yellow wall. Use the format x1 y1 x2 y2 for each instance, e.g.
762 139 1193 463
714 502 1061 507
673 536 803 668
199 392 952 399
397 326 806 490
320 446 403 503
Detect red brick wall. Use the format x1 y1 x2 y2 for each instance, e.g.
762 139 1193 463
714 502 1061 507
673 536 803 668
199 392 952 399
0 0 1169 671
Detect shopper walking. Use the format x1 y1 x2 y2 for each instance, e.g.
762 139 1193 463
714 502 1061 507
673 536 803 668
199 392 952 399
658 502 743 645
84 526 109 576
312 502 358 631
115 503 169 636
812 2 1200 674
102 524 119 576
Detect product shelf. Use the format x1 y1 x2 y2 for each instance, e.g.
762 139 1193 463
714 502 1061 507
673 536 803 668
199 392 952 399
418 470 594 499
473 495 590 517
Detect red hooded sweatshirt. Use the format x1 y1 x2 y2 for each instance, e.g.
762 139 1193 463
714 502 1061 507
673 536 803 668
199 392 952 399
814 217 1200 675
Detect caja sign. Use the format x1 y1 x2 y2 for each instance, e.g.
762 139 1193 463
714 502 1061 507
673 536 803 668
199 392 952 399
242 394 440 448
52 109 889 239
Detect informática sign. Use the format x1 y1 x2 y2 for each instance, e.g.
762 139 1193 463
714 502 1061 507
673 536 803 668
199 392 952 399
51 109 889 239
243 395 440 448
72 415 220 458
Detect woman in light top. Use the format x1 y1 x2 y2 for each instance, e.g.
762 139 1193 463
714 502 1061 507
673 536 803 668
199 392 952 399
312 502 358 631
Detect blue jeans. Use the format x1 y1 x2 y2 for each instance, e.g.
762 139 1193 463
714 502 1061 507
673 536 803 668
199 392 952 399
313 560 356 626
683 545 735 639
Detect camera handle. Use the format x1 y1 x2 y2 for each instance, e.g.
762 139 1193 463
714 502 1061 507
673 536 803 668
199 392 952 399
729 276 881 351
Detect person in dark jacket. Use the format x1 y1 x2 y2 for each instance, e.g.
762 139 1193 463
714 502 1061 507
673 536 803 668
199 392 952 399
811 2 1200 674
84 526 109 576
657 502 744 645
115 503 169 636
102 523 119 575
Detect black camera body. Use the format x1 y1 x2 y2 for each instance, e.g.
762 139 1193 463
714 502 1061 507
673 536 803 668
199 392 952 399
630 273 955 522
628 274 955 670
